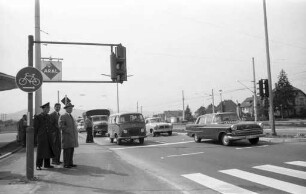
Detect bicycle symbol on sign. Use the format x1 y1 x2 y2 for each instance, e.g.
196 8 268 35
18 73 41 86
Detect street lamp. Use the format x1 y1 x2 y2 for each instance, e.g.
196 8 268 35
101 74 133 113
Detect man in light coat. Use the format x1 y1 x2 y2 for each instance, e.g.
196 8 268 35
59 103 79 168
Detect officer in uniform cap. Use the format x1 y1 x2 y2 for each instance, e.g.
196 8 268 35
34 102 55 170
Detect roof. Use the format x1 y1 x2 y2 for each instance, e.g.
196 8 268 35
0 72 17 91
240 97 254 108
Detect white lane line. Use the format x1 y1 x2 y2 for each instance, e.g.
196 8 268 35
253 164 306 180
182 173 257 194
110 141 194 150
236 145 268 150
220 169 306 194
166 152 204 158
286 161 306 167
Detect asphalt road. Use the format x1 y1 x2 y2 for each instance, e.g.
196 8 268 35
91 132 306 194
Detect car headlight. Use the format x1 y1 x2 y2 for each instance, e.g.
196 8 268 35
141 128 145 133
123 130 128 133
231 124 237 131
258 122 264 129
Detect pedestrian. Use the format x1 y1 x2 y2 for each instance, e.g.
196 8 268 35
85 115 93 143
18 114 27 147
34 102 55 170
50 103 62 165
59 103 79 168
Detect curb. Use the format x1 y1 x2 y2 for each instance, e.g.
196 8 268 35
0 145 23 160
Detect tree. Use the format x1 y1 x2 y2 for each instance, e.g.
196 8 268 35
273 69 296 117
195 106 206 117
184 105 193 121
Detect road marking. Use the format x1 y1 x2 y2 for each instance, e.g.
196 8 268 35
286 161 306 167
220 169 306 194
182 173 257 194
110 141 194 150
164 152 204 158
253 164 306 180
236 145 268 150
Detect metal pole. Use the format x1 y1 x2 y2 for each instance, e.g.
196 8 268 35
252 57 258 122
116 82 119 113
182 90 185 121
212 89 215 113
26 35 34 180
263 0 276 135
35 0 42 116
219 90 223 112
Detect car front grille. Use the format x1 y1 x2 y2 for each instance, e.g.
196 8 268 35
127 128 142 136
158 125 170 129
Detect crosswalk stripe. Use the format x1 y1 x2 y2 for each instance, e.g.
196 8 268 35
253 164 306 180
220 169 306 194
182 173 257 194
286 161 306 167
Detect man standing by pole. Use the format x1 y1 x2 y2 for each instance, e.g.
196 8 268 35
59 103 79 168
50 103 62 165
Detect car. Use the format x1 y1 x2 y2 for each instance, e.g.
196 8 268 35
77 121 85 133
108 112 146 145
145 117 173 136
185 112 265 146
91 115 109 137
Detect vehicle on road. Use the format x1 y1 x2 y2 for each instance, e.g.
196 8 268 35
82 109 110 137
145 117 173 136
185 112 264 146
108 112 146 145
77 121 85 133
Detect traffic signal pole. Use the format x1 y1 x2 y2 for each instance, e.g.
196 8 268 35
263 0 276 135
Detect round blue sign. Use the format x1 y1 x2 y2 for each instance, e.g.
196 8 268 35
16 67 43 92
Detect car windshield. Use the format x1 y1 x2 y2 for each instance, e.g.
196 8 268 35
92 116 108 122
214 113 239 123
120 114 144 123
149 118 161 123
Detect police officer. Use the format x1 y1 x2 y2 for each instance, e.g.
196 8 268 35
34 102 55 170
85 115 93 143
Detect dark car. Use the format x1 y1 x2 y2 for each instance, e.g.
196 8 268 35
185 112 265 146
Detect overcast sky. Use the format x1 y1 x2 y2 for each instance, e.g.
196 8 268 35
1 0 305 117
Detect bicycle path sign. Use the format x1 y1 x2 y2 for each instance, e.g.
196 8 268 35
16 67 43 92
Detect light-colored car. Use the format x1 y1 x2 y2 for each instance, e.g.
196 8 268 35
77 121 85 133
185 112 265 146
108 112 146 145
145 117 173 137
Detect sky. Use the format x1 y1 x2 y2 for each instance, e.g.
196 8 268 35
1 0 306 117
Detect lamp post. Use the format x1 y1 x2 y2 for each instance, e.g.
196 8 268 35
101 74 133 113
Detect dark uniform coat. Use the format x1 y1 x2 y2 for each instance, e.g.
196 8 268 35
59 113 79 149
34 113 54 159
49 111 61 157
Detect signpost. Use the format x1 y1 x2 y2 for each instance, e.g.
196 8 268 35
16 67 43 93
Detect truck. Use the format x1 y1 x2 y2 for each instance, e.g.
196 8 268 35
82 109 110 137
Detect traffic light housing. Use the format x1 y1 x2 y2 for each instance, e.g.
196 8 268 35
110 44 127 83
264 79 269 97
258 79 264 98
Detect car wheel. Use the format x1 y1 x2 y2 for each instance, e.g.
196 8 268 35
139 138 144 144
168 131 172 136
194 134 201 143
153 132 156 137
221 134 230 146
110 138 114 143
249 137 259 145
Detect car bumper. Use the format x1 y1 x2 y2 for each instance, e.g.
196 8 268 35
227 134 265 140
154 129 172 132
118 135 147 140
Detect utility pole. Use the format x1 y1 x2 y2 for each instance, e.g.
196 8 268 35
263 0 276 135
212 89 215 113
182 90 185 121
219 90 223 112
35 0 42 115
137 101 138 112
252 57 258 122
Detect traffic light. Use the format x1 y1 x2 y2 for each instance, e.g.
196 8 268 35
264 79 269 97
110 44 127 83
258 79 264 98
